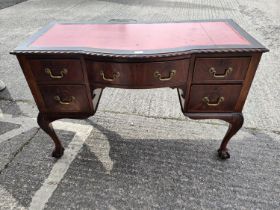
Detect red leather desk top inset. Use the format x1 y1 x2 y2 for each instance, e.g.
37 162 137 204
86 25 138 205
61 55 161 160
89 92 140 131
30 22 251 51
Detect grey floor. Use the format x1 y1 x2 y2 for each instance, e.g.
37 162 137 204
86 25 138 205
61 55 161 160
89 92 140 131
0 0 27 9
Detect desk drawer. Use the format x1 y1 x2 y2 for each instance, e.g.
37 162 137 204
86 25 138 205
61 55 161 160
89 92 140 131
193 57 250 82
86 60 189 87
188 85 242 112
29 59 84 83
39 85 91 113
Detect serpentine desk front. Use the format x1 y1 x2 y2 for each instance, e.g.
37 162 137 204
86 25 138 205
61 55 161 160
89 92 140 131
11 20 268 159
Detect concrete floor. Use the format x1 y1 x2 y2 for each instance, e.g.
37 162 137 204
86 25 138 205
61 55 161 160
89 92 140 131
0 0 279 209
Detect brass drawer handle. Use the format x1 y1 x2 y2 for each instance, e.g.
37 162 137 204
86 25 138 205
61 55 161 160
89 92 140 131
202 96 224 106
45 68 68 79
100 71 120 82
154 70 176 81
54 95 75 105
209 67 232 78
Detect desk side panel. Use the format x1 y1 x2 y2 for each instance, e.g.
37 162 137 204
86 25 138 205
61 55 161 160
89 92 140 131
16 55 47 112
235 53 262 111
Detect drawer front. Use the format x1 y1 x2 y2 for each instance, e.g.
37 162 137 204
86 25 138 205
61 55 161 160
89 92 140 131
39 85 91 113
29 59 84 83
188 85 242 112
193 57 250 82
86 60 189 87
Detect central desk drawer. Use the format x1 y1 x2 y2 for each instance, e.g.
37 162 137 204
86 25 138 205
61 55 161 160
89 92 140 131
86 60 189 87
193 57 250 82
29 59 84 83
39 85 91 113
188 85 242 112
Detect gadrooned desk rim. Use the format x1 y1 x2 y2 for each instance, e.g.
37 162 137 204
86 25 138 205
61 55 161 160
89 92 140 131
10 19 268 59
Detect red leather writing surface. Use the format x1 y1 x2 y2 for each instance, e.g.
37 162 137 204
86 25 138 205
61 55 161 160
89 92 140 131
31 22 250 50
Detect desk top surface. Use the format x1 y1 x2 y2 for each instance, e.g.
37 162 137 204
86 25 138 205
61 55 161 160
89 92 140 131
12 20 268 57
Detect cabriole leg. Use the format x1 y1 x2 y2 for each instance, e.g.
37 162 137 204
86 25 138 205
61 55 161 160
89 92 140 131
218 113 244 159
186 113 244 160
37 113 65 158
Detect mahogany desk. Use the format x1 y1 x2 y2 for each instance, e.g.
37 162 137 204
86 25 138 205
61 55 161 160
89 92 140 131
11 20 268 159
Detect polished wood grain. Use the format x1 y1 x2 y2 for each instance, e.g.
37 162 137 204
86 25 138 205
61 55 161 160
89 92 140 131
39 85 91 113
86 60 189 88
193 57 250 82
29 59 84 83
188 85 242 112
11 20 268 160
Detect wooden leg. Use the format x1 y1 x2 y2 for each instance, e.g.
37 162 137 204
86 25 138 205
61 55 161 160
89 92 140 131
186 113 244 160
217 113 244 159
37 113 65 158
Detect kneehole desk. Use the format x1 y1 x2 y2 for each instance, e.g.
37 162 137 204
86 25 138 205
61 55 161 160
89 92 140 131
11 20 268 159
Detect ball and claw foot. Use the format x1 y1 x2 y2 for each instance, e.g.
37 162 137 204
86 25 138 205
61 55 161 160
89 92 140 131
218 149 230 160
52 147 65 158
